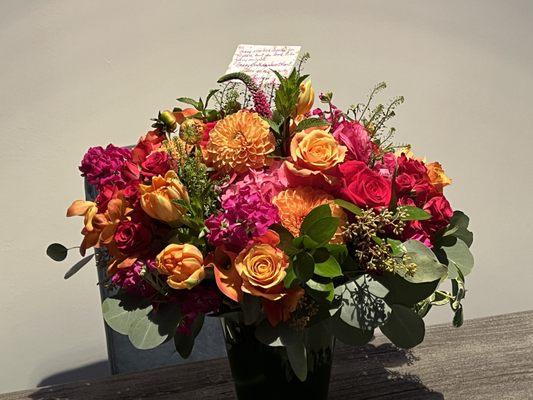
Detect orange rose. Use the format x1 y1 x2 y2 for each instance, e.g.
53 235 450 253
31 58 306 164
294 79 315 116
427 162 452 192
140 170 189 224
156 244 206 290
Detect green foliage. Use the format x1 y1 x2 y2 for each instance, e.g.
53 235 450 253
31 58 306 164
380 304 425 348
327 315 374 346
293 252 315 282
334 199 363 216
332 275 391 330
273 69 307 118
64 254 95 279
295 117 329 132
314 256 342 278
400 240 447 283
440 237 474 278
46 243 68 261
378 272 440 307
437 210 474 247
174 314 205 358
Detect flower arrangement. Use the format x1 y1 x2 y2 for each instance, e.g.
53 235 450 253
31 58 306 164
48 57 474 389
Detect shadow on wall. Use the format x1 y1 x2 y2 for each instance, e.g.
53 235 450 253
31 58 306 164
37 360 110 387
29 344 443 399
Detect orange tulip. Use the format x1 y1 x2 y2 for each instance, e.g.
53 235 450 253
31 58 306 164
156 244 206 290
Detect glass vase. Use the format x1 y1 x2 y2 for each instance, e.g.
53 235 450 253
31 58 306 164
221 318 335 400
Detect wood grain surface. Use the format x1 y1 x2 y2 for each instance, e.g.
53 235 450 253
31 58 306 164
3 310 532 399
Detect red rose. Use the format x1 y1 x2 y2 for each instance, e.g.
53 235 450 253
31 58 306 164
132 130 165 164
200 121 217 148
395 173 416 196
339 160 392 208
141 151 171 180
114 218 153 255
397 154 427 179
422 195 453 234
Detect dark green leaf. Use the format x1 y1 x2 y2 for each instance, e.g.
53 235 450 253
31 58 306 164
205 89 219 108
300 204 332 234
397 205 431 221
334 199 363 216
64 254 95 279
314 256 342 278
312 247 330 263
380 304 425 348
327 314 374 346
295 118 329 132
304 217 339 245
271 224 298 255
285 342 307 382
453 306 464 327
46 243 68 261
378 272 439 306
293 252 315 282
241 295 262 325
439 210 473 247
284 266 299 289
174 313 205 358
325 244 348 264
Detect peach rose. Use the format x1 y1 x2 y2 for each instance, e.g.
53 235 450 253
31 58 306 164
140 170 189 224
156 244 206 290
426 162 452 192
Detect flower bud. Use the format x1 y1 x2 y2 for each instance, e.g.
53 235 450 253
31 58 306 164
159 110 177 132
179 118 205 145
295 80 315 116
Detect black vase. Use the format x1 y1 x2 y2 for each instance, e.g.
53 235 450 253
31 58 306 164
221 318 334 400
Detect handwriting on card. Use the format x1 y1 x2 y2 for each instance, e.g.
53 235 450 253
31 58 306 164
226 44 301 87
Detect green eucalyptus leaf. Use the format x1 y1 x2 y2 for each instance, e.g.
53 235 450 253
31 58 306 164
314 256 342 278
285 342 307 382
453 306 464 327
128 303 182 350
400 240 447 283
46 243 68 261
335 275 390 330
380 304 425 349
441 210 473 247
397 205 431 221
306 279 334 293
378 272 439 306
102 297 151 336
334 199 363 216
64 253 95 279
327 314 374 346
441 237 474 277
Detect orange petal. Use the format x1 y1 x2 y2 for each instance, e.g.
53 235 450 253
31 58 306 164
67 200 96 217
213 247 242 302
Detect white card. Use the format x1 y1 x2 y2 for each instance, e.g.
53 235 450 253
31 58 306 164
225 44 301 88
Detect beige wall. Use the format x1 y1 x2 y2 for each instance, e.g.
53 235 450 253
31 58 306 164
1 0 532 393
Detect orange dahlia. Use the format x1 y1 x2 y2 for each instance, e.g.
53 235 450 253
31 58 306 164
272 186 346 243
206 110 275 174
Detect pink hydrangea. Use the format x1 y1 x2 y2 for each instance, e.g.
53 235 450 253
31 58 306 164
206 169 283 251
79 144 139 189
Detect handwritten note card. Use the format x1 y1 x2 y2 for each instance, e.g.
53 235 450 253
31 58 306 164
225 44 301 87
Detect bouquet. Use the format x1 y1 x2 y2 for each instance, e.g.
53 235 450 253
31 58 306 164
48 57 474 395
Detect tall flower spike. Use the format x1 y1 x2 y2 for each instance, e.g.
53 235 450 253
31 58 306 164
217 72 272 119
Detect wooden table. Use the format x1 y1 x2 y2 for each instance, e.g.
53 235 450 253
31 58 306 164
3 311 532 399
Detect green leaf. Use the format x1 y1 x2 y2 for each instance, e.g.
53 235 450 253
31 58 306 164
334 199 363 216
441 237 474 277
285 342 307 382
255 320 283 347
295 118 329 132
453 306 464 327
441 210 473 247
102 297 150 336
284 265 299 289
378 272 439 307
205 89 219 108
387 239 404 257
241 295 262 325
293 252 315 282
335 275 390 330
271 224 298 255
314 256 342 278
174 314 205 358
64 254 94 279
306 279 334 292
327 314 374 346
176 97 200 108
128 303 182 350
400 240 447 283
304 217 339 245
380 304 425 348
46 243 68 261
300 204 332 234
397 205 431 221
324 244 348 264
263 117 281 135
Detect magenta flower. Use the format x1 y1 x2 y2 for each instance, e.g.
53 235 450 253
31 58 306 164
111 259 156 297
333 121 372 163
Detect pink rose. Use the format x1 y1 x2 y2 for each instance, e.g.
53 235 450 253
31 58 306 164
132 130 164 164
333 121 372 163
339 161 392 208
395 173 416 196
422 196 453 234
